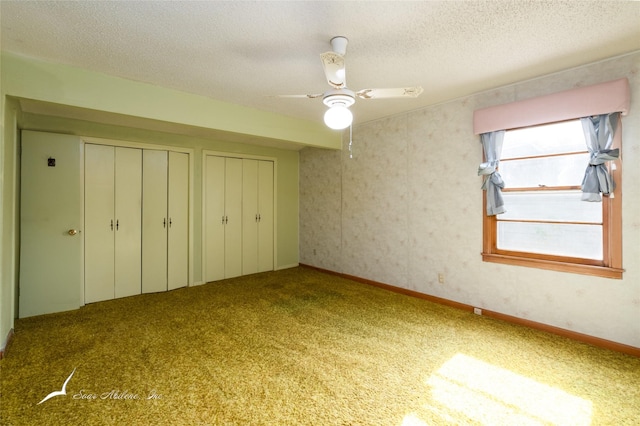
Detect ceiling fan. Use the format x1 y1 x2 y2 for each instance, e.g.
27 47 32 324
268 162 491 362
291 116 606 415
278 36 423 130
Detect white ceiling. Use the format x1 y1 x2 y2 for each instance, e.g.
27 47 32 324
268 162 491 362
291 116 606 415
2 1 640 131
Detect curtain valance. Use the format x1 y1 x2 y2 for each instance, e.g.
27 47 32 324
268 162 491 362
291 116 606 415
473 78 630 135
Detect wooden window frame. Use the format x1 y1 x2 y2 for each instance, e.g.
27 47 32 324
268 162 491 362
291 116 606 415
481 119 624 279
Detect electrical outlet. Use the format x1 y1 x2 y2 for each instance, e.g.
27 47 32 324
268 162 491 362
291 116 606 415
474 307 482 315
438 273 445 284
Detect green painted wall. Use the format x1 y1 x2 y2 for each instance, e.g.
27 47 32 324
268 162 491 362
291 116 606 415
2 53 340 149
1 97 20 352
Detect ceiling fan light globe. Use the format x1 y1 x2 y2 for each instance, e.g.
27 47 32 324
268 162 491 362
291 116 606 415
324 106 353 130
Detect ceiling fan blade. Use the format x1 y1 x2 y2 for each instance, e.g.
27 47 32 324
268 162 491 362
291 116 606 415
356 86 423 99
271 93 324 99
320 51 346 89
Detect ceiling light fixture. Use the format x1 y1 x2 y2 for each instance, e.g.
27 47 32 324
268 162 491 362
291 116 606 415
323 90 355 130
275 35 422 130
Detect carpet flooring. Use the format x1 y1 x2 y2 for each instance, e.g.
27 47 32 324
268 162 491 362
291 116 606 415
1 267 638 425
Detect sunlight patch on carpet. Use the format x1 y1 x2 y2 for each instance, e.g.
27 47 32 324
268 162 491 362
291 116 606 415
401 412 428 426
423 353 593 425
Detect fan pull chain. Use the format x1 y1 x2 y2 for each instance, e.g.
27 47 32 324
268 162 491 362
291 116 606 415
348 124 353 159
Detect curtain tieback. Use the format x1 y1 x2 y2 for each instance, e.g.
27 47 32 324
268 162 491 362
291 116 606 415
589 148 619 165
582 149 618 200
478 162 504 190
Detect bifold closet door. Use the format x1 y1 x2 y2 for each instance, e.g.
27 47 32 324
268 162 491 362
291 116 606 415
205 155 225 282
142 150 168 293
114 147 142 298
242 159 259 275
242 159 274 275
224 158 243 278
257 160 274 273
84 144 116 303
85 145 142 303
204 156 242 281
167 151 189 290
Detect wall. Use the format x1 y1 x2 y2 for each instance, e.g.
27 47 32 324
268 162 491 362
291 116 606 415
300 52 640 348
0 97 20 353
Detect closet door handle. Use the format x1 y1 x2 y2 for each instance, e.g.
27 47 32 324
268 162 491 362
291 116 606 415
110 219 114 231
169 218 172 228
116 219 119 230
163 218 167 228
222 215 225 225
225 216 229 224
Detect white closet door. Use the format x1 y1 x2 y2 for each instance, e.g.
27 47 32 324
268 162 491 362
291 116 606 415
114 147 142 298
142 150 168 293
84 144 115 303
257 160 274 273
168 151 189 290
205 155 225 282
225 158 243 279
242 159 259 275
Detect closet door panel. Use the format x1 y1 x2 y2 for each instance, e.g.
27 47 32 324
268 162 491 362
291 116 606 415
242 159 259 275
142 150 168 293
258 161 274 273
114 147 142 298
168 151 189 290
84 144 115 304
205 156 225 282
225 158 243 279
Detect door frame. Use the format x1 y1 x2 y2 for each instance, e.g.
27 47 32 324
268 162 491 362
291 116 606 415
201 150 277 284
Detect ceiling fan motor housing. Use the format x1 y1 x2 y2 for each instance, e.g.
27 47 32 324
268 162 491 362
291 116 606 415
330 36 348 55
322 89 355 108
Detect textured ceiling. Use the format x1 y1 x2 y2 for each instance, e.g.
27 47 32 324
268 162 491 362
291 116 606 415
2 1 640 129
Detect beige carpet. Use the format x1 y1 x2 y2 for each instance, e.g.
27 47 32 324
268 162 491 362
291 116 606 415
1 267 638 425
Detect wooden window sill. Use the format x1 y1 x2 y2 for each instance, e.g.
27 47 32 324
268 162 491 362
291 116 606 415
482 253 623 279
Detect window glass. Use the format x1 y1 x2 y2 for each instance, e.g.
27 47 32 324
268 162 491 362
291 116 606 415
497 222 603 260
499 191 602 223
501 120 586 158
500 154 588 187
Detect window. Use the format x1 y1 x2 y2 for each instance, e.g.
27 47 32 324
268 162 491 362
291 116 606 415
474 78 629 278
481 119 623 278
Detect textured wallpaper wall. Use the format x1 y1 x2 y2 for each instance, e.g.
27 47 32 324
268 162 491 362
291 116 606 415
300 52 640 347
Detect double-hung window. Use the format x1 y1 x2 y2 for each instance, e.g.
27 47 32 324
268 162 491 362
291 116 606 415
474 79 629 279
